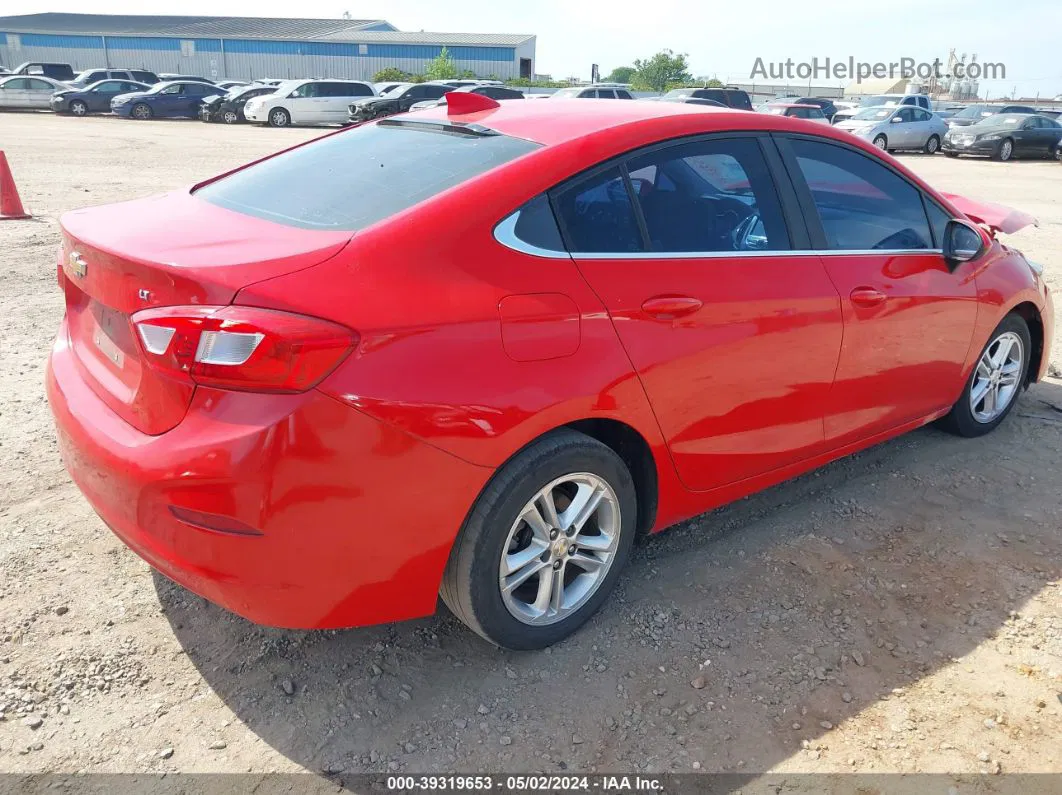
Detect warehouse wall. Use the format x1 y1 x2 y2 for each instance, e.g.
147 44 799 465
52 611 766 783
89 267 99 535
0 32 527 81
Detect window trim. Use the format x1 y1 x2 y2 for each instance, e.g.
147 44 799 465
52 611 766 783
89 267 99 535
773 132 947 254
493 209 570 259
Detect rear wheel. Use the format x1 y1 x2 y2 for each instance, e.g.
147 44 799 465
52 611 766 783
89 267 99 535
873 135 888 150
131 103 152 120
70 100 89 117
992 138 1014 162
939 315 1030 437
945 151 960 158
222 110 238 124
268 108 290 128
924 134 940 154
441 430 636 650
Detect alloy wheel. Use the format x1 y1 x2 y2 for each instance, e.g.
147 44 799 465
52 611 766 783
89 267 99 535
926 136 939 153
498 473 621 626
1000 140 1013 161
223 111 238 124
970 331 1023 423
873 136 887 150
270 110 288 127
71 101 87 117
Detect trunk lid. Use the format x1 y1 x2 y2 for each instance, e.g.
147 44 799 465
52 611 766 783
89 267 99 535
59 190 352 434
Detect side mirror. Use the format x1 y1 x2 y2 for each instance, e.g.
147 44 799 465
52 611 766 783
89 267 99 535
891 116 903 123
943 219 986 267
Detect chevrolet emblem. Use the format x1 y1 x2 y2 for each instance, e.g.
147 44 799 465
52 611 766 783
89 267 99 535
69 251 88 279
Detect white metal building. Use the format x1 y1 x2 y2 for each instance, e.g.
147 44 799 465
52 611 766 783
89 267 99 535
0 13 536 82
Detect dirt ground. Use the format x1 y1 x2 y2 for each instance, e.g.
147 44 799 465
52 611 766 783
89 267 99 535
1 112 1061 781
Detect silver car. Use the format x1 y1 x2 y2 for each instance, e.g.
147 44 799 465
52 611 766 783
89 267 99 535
834 105 949 153
0 75 68 109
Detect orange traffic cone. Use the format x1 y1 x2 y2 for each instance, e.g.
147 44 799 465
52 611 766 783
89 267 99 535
0 152 31 220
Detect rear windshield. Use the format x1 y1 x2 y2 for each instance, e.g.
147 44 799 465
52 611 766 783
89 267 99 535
195 122 539 231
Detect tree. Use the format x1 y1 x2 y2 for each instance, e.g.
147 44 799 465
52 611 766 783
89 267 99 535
458 69 477 79
373 67 410 82
704 77 724 88
425 47 458 81
606 66 636 84
631 49 692 92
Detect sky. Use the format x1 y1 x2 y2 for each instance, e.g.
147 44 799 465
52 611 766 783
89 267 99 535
11 0 1062 100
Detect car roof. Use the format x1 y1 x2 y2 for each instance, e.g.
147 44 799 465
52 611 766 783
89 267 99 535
768 102 818 109
414 96 857 147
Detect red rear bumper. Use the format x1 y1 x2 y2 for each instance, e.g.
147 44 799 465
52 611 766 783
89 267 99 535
46 320 491 629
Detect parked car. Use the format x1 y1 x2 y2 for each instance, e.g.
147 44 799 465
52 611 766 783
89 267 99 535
70 68 159 88
944 103 1038 129
215 80 250 91
834 105 949 153
661 96 727 108
0 75 70 109
551 85 635 100
763 102 831 124
157 73 214 85
783 96 841 121
942 113 1062 161
199 84 279 124
1037 109 1061 120
832 93 932 123
409 84 524 111
46 100 1053 649
243 79 377 127
374 81 404 95
50 79 151 116
253 78 285 87
111 80 225 119
347 82 451 122
662 87 753 110
13 62 75 81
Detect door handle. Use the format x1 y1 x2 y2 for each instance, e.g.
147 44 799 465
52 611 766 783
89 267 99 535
642 295 703 320
850 286 887 307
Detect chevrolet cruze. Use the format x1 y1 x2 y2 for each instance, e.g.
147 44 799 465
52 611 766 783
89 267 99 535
47 95 1053 649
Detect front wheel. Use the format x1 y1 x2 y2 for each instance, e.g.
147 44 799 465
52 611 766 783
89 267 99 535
992 138 1014 162
268 108 290 128
441 430 636 650
924 135 940 154
872 135 888 150
939 315 1030 437
131 103 152 120
222 110 238 124
70 100 89 117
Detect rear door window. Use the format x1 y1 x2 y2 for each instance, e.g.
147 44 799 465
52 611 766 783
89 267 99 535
625 137 790 253
553 167 644 253
196 122 539 231
597 89 616 99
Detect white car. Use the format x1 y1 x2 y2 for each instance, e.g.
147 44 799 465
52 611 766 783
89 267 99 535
0 75 68 109
834 105 950 153
243 79 377 127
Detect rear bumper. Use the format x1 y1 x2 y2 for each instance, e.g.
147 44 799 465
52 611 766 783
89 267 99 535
46 320 491 629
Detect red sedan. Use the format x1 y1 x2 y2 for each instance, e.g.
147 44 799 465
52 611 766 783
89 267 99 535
47 95 1053 649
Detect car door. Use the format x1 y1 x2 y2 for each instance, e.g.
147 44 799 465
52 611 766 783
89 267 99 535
907 107 934 147
889 106 916 147
0 78 29 108
87 80 123 111
553 135 844 491
24 78 58 108
777 135 977 447
154 83 184 116
286 82 320 123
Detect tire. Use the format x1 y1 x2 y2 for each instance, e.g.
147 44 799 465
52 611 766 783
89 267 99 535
222 110 239 124
872 135 888 151
441 429 637 650
131 103 152 120
70 100 88 117
992 138 1014 162
939 314 1031 438
945 151 960 158
924 135 940 154
267 108 290 128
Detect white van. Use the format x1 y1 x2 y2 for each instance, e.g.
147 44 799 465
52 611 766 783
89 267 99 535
243 79 377 127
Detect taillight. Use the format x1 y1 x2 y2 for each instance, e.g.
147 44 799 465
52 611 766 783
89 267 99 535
131 305 356 393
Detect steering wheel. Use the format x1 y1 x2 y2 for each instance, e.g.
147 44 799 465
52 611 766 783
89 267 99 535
731 212 767 251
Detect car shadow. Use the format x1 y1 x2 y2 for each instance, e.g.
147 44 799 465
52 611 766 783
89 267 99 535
155 380 1062 780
